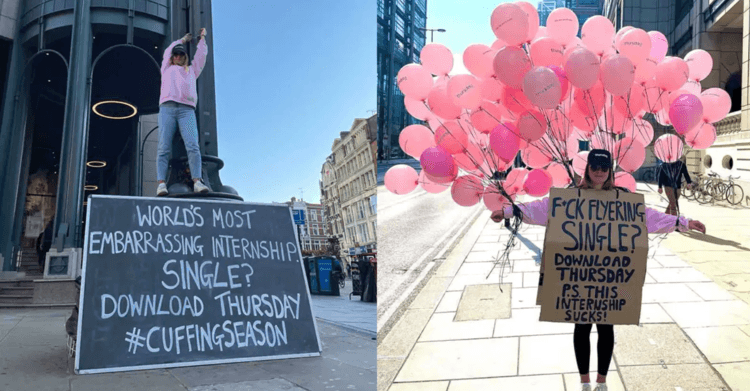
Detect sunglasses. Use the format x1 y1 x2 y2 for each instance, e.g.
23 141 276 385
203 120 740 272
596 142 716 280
590 165 611 173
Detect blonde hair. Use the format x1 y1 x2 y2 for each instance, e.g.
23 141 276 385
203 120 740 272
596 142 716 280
170 54 189 72
579 163 615 190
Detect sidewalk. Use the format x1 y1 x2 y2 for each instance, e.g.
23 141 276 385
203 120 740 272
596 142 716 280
0 285 376 390
378 184 750 391
311 278 377 336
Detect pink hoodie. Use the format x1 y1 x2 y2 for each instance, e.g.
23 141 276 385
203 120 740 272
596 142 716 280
502 196 692 234
160 39 208 108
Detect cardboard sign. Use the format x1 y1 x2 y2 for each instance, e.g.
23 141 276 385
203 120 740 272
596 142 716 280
538 188 648 325
76 196 321 374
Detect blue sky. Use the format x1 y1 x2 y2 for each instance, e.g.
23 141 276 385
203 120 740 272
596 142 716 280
212 1 375 204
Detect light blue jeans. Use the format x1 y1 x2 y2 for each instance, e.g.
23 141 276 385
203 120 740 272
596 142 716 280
157 102 202 181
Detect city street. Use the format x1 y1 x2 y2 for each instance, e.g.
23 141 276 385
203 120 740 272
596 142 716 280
377 184 482 335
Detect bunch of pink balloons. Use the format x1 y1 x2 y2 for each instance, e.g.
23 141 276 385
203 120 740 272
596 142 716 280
385 3 729 208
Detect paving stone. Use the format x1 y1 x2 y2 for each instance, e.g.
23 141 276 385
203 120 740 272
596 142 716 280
518 333 615 376
378 358 404 391
563 372 625 391
662 300 750 328
686 282 739 301
449 374 564 390
684 326 750 363
523 272 541 288
435 292 462 313
641 283 703 303
513 260 541 273
613 323 704 366
648 268 712 283
511 287 540 309
447 272 522 292
619 363 729 391
494 308 572 338
456 262 494 276
410 277 453 310
455 284 511 321
395 338 518 382
655 256 691 268
389 381 449 391
714 362 750 391
419 313 494 342
463 251 496 263
187 379 305 390
379 309 433 358
638 303 674 323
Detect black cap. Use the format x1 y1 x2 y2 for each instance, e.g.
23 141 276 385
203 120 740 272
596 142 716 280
172 44 186 56
587 149 612 169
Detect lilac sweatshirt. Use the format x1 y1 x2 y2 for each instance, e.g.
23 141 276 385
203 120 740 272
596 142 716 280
502 197 692 234
160 39 208 108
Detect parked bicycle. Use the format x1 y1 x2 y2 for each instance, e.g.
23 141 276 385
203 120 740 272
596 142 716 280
684 172 744 206
333 271 346 289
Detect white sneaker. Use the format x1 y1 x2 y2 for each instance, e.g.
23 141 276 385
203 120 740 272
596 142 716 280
193 179 209 193
594 383 607 391
157 183 168 196
581 384 591 391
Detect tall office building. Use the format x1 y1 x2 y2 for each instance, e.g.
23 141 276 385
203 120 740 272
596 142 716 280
538 0 602 35
538 0 565 27
377 0 427 160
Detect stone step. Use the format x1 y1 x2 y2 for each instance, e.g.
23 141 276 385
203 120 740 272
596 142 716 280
0 295 34 304
0 303 75 309
0 286 34 294
0 279 35 288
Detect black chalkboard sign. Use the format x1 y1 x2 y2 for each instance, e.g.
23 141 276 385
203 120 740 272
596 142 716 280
75 196 321 374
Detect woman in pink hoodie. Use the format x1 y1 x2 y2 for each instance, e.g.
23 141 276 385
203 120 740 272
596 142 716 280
156 28 210 196
490 149 706 391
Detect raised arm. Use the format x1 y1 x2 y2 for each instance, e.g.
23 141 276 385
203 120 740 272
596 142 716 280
162 39 182 74
501 197 550 226
192 38 208 79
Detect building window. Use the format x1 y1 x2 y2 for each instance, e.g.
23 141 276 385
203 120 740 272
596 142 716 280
313 225 319 236
372 221 377 240
370 196 377 215
358 201 365 219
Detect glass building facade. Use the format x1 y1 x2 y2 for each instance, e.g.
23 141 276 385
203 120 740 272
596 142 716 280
377 0 427 160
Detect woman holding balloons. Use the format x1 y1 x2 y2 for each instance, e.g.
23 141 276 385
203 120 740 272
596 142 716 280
490 150 705 391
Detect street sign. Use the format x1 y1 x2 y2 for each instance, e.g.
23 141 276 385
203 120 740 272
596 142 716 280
76 196 321 374
292 209 306 225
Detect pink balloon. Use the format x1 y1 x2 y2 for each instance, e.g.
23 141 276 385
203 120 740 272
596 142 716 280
643 79 668 113
522 66 562 109
572 151 589 176
654 108 671 126
384 165 419 195
448 74 482 111
574 82 605 117
600 106 628 134
425 163 458 184
623 117 654 147
648 31 669 63
654 57 689 91
397 64 434 100
451 175 485 206
522 141 553 168
420 43 453 76
530 37 564 67
684 121 717 150
419 170 451 193
581 16 614 54
614 27 634 47
428 86 462 120
634 56 658 84
516 110 547 141
547 110 573 141
490 123 521 162
680 80 702 96
454 142 485 171
504 168 528 195
480 77 505 102
434 121 469 154
653 134 683 163
546 8 579 46
669 94 703 135
615 138 646 172
420 146 456 177
534 26 548 40
684 49 713 81
404 97 432 121
569 105 597 133
502 85 534 113
614 82 646 116
490 3 529 47
483 186 512 211
399 124 435 159
515 1 540 43
616 28 651 67
491 38 507 50
600 54 635 96
546 161 573 187
524 168 553 196
548 65 570 102
464 44 496 78
614 171 636 192
565 48 601 90
493 46 532 90
471 101 504 133
699 88 732 123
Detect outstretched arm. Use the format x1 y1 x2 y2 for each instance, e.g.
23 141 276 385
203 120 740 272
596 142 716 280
645 207 705 234
192 29 209 78
489 197 550 226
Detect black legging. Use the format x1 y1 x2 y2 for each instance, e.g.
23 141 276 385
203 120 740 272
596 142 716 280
573 324 614 376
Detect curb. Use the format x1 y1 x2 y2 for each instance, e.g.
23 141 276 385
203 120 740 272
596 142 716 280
315 317 377 339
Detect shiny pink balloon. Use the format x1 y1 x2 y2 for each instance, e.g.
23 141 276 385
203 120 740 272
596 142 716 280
522 66 562 109
615 137 645 172
565 48 601 90
616 28 651 67
420 43 453 76
451 175 485 207
572 151 589 176
419 170 451 193
684 121 717 150
623 117 654 147
434 121 469 154
516 110 547 141
669 94 703 135
490 123 521 162
425 163 458 184
448 74 482 111
420 146 456 177
464 44 496 78
653 134 683 163
530 37 564 67
600 54 635 96
490 3 529 46
548 65 570 102
546 161 573 187
397 64 434 100
648 31 669 63
399 124 435 159
384 165 419 195
546 8 579 46
699 88 732 123
517 1 540 43
684 49 713 81
614 171 636 192
654 57 689 91
523 168 553 197
493 46 532 89
483 186 512 211
581 16 615 54
428 86 462 120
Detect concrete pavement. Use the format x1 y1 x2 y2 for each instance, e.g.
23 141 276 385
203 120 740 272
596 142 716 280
378 183 750 391
312 278 377 336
